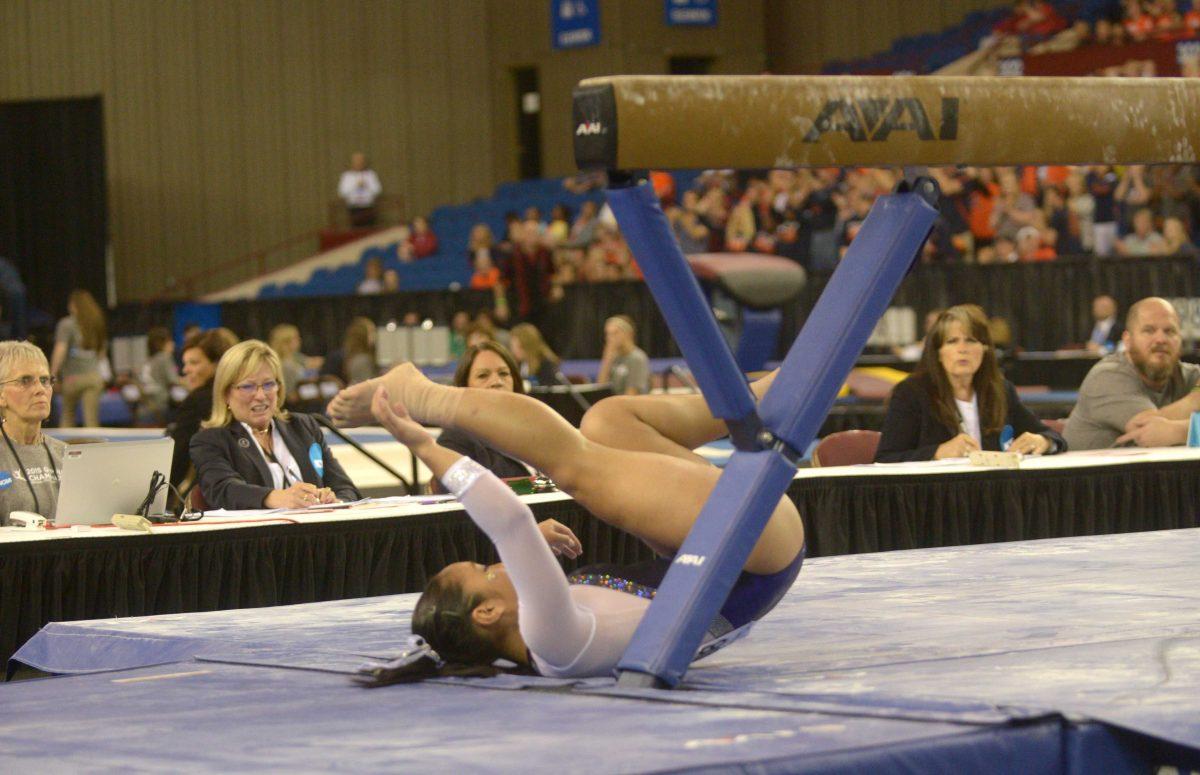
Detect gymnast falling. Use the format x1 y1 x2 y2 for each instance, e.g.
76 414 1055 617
327 364 805 679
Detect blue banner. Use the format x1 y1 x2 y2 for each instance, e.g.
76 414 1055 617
172 302 222 348
552 0 601 49
665 0 717 26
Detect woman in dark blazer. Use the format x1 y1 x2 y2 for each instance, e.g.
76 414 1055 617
167 328 238 489
434 341 531 481
191 339 360 510
875 304 1066 463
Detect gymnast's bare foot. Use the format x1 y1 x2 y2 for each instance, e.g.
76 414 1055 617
327 377 382 427
328 362 456 428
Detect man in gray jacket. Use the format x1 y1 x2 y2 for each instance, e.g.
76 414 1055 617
1064 297 1200 450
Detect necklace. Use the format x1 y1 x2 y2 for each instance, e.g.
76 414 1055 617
1 422 58 516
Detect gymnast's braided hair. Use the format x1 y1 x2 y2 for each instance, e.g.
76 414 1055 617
357 573 533 686
412 575 501 673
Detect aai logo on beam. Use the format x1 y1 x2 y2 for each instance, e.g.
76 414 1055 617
803 97 959 143
552 0 601 50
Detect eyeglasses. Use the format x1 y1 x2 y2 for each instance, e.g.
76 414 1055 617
232 380 280 396
1 375 57 390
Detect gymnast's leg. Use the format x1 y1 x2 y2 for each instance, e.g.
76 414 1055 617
346 366 803 574
578 369 780 462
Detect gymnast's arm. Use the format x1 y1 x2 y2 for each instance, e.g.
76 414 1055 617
442 458 597 671
370 389 593 669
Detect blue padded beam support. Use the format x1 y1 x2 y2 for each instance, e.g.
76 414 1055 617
615 181 939 688
616 448 798 687
758 183 939 450
606 181 757 434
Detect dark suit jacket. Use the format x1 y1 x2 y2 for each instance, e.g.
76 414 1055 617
166 382 213 488
190 412 361 510
875 373 1067 463
436 427 529 480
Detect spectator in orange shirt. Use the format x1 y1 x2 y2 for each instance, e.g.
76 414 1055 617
1150 0 1183 38
470 252 502 291
1017 226 1057 261
650 170 676 207
1123 0 1155 41
1183 3 1200 35
964 169 999 246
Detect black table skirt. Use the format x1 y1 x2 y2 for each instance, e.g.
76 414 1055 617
5 459 1199 670
795 460 1200 558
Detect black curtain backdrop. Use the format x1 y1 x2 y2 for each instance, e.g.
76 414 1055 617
110 255 1200 363
0 97 108 333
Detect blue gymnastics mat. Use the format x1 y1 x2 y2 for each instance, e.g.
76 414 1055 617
7 530 1200 772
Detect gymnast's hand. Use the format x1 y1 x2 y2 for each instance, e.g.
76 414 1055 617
538 519 582 559
371 386 434 449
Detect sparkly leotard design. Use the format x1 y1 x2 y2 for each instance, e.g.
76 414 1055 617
567 572 657 600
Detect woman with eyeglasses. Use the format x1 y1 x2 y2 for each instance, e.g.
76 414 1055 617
190 340 360 510
0 341 67 525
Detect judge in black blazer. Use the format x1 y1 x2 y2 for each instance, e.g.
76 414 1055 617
434 341 530 482
167 328 238 489
875 304 1066 463
191 339 360 510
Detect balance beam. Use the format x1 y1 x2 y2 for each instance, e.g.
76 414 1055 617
573 75 1200 170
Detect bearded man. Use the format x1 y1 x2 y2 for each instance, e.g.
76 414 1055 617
1065 298 1200 449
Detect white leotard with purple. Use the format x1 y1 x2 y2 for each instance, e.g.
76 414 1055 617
442 457 651 678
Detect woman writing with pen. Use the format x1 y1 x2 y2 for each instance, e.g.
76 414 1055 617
190 340 360 509
875 305 1066 462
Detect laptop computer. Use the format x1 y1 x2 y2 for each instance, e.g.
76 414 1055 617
54 438 175 525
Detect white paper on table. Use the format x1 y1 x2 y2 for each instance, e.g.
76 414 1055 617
200 508 286 519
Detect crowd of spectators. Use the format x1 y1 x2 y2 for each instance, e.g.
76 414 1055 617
961 0 1200 77
993 0 1200 50
457 164 1200 287
462 203 642 314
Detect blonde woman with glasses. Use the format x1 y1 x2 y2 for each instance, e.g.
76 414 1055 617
0 341 66 524
190 340 360 510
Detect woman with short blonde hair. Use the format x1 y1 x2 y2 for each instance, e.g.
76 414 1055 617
0 340 67 524
203 340 290 429
190 340 359 510
269 323 323 397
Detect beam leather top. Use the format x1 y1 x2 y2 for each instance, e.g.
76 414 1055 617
573 75 1200 170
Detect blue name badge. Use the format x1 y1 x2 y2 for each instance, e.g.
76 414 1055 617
0 471 11 490
308 442 325 480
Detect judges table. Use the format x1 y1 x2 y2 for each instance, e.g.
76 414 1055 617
5 447 1200 673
